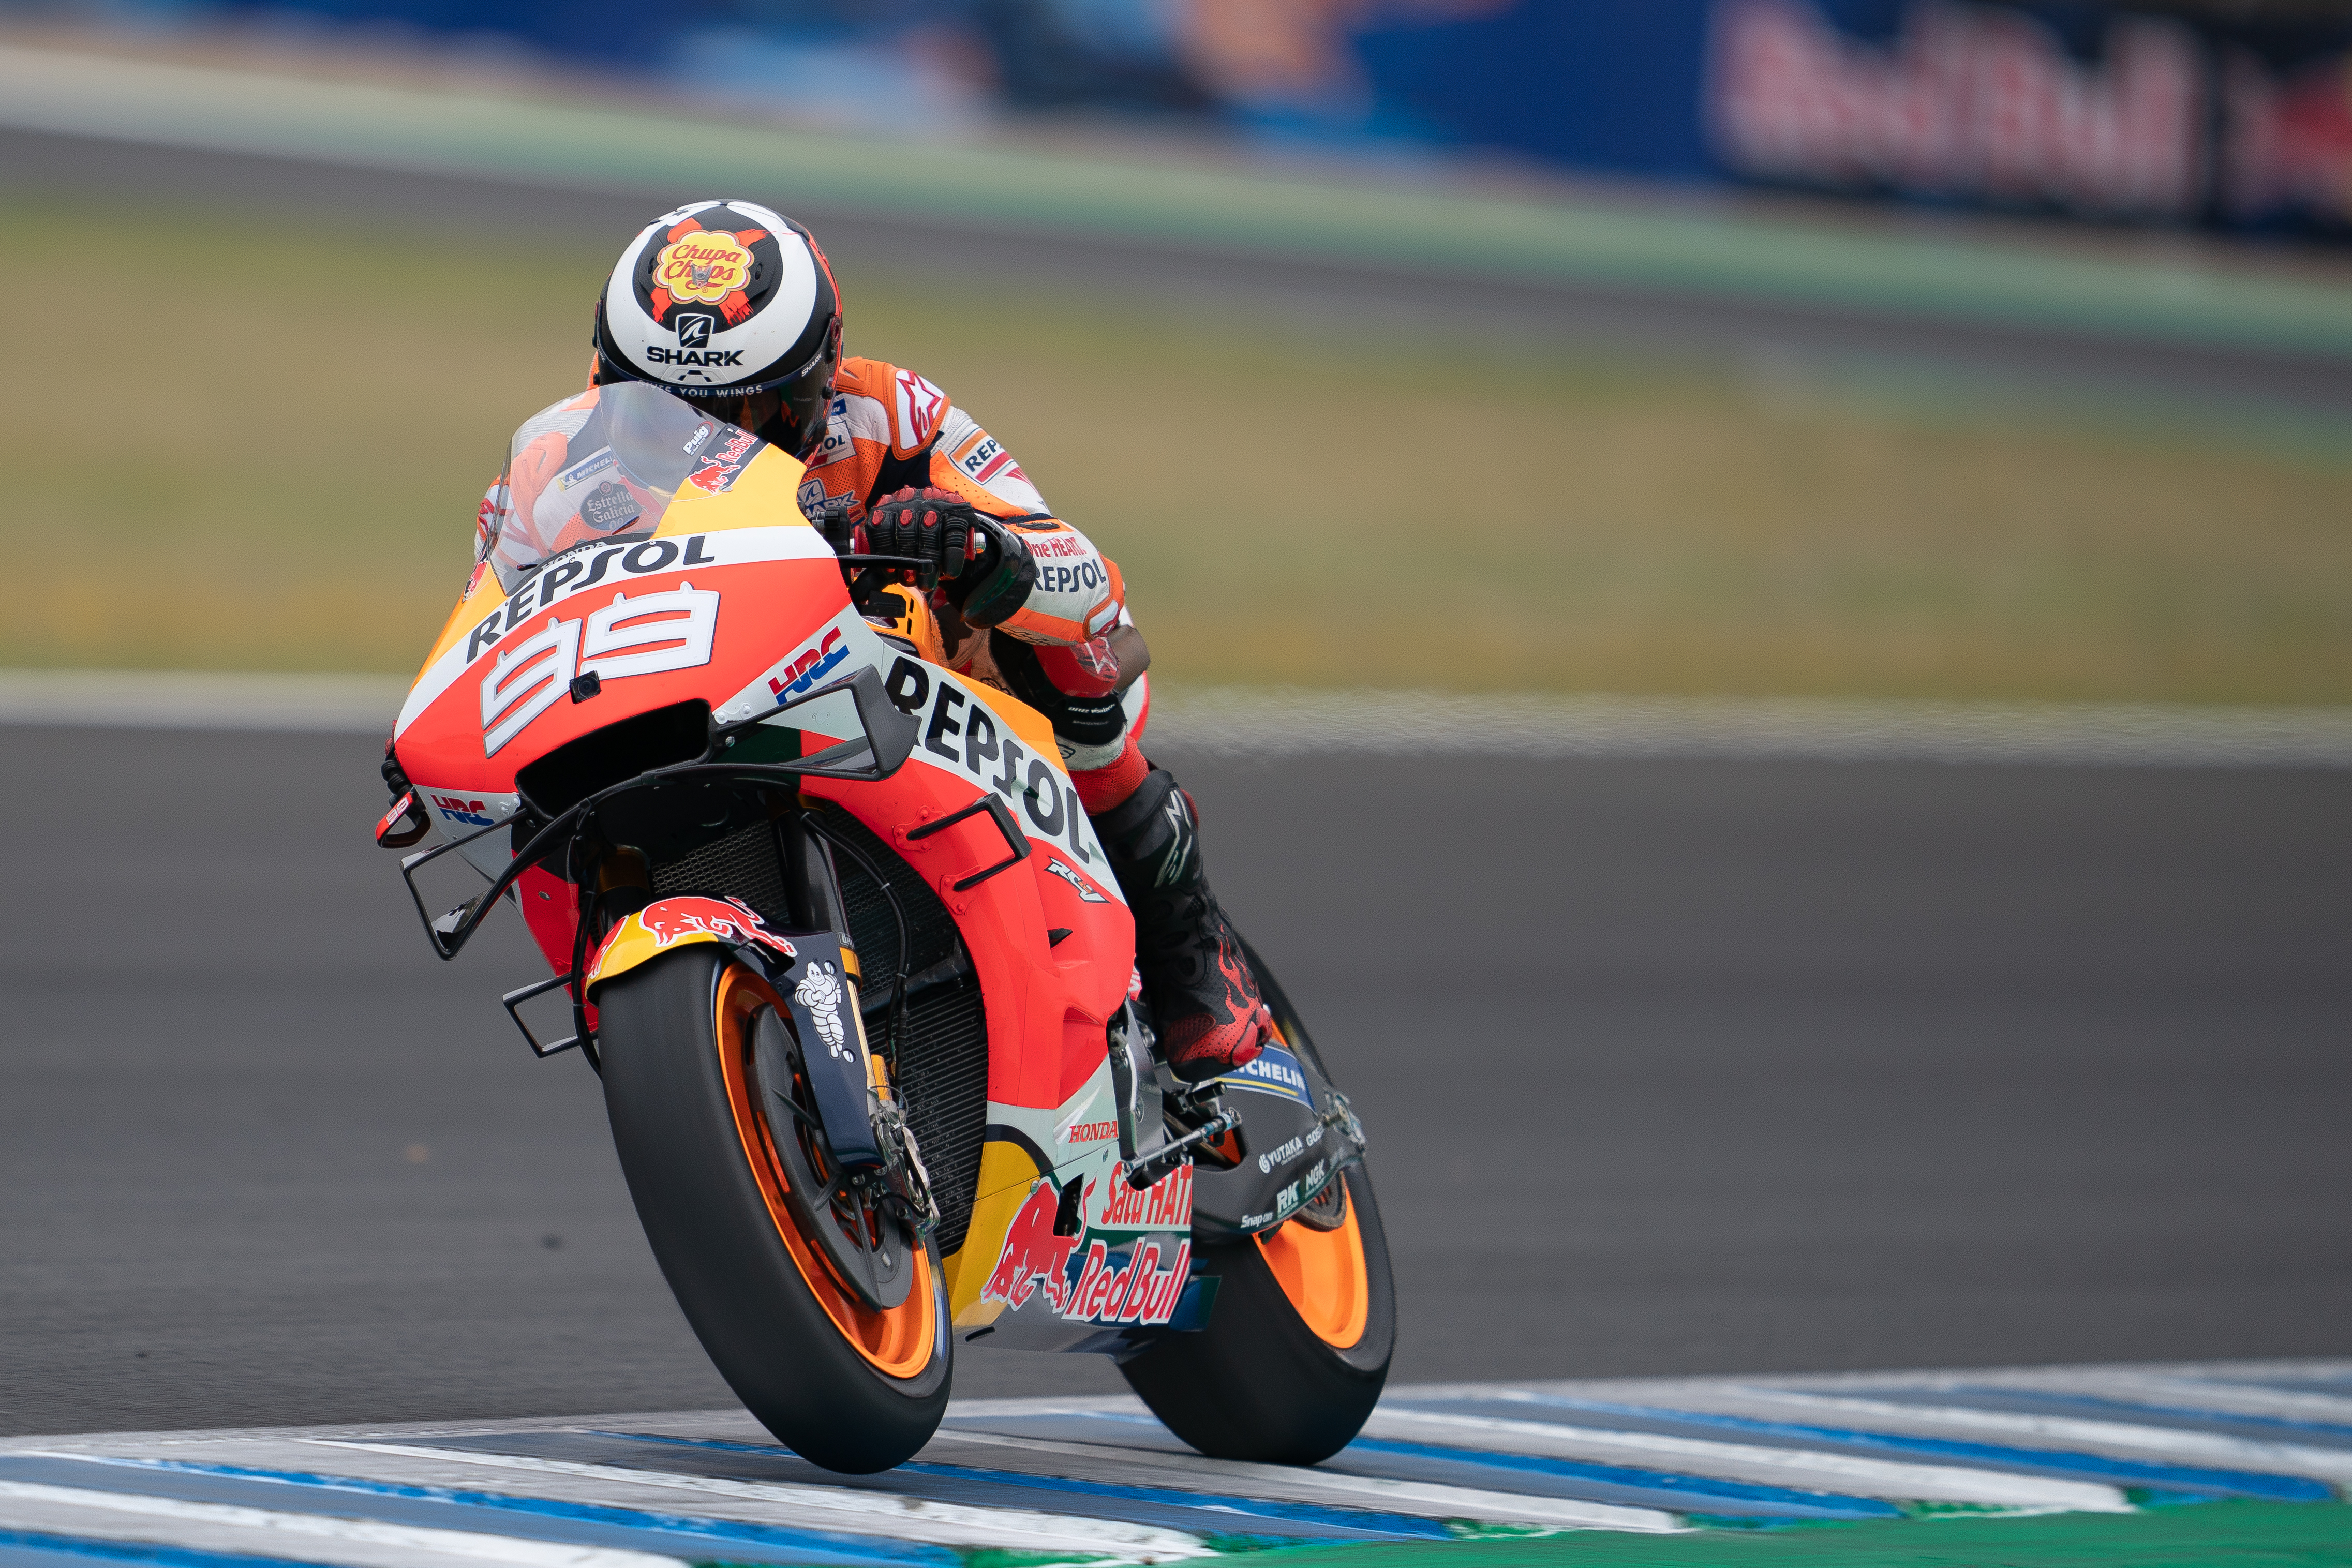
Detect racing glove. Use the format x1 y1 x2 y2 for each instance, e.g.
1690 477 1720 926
376 739 430 848
858 487 1036 629
992 631 1127 747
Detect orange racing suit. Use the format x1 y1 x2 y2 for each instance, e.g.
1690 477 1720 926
799 357 1126 660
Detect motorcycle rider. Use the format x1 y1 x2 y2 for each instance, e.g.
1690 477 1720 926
395 199 1270 1083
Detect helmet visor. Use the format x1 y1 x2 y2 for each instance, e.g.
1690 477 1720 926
696 318 838 460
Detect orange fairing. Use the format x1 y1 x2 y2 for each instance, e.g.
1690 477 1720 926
1256 1187 1371 1349
717 962 937 1377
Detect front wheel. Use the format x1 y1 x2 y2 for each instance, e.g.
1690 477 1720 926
598 947 950 1473
1119 1160 1394 1464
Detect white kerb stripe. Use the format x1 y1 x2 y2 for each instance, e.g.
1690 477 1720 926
2056 1373 2352 1425
0 1480 680 1567
1366 1410 2131 1512
931 1428 1684 1532
312 1442 1209 1559
1723 1390 2352 1482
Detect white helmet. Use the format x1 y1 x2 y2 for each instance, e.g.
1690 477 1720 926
592 199 843 459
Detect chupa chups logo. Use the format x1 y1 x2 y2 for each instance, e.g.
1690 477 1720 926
675 312 716 349
654 229 756 308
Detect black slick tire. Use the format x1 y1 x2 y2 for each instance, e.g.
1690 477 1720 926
597 947 950 1473
1118 1161 1395 1464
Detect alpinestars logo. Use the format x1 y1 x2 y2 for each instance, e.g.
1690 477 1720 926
1154 792 1195 889
675 313 716 349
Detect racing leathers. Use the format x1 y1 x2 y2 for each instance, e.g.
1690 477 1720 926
800 357 1272 1081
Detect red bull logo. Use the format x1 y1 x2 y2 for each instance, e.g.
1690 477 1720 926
636 897 799 962
979 1179 1083 1313
1065 1237 1192 1326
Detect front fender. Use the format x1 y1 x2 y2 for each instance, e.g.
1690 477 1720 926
585 894 820 995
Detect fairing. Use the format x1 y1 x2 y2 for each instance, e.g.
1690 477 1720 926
393 384 1204 1348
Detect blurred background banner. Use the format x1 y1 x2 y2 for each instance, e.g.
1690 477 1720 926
15 0 2352 234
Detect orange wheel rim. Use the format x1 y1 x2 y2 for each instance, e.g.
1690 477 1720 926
1255 1181 1371 1349
715 963 937 1379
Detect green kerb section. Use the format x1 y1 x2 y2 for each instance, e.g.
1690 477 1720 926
7 44 2352 361
1249 1503 2352 1568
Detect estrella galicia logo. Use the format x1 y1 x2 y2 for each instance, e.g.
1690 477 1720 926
675 312 716 349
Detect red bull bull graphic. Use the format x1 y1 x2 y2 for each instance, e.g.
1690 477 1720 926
637 897 800 961
979 1178 1083 1313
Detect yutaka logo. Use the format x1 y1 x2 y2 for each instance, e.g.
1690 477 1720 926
675 313 715 349
636 897 799 962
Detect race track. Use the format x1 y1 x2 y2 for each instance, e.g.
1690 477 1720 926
3 725 2346 1439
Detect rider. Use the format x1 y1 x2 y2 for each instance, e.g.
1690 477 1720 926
440 199 1270 1083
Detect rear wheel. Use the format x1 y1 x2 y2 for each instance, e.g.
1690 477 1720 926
1119 1158 1394 1464
598 947 950 1473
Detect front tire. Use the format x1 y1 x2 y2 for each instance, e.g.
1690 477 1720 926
598 947 950 1473
1119 1159 1394 1464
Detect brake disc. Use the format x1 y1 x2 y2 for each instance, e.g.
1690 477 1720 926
751 1004 915 1310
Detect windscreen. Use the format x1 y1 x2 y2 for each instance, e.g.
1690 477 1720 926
477 381 766 593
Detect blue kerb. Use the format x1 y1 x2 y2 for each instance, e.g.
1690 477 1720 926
1940 1386 2352 1444
603 1429 1455 1540
1502 1396 2334 1504
1341 1435 1901 1520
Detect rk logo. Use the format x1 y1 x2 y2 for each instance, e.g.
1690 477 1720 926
675 313 716 349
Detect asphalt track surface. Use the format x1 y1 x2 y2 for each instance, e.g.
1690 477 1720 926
2 725 2347 1439
9 126 2352 413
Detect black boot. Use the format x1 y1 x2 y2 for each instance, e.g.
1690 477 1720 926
1092 767 1271 1082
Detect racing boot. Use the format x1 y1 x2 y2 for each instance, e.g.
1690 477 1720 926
1091 766 1273 1083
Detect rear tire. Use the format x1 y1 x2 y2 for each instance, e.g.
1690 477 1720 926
598 947 950 1473
1119 1160 1394 1464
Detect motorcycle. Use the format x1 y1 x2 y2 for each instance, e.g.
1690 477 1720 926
378 381 1392 1474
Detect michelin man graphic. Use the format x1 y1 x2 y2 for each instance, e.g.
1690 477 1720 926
796 960 852 1062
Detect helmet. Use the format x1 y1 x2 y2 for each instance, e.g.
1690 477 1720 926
592 199 842 459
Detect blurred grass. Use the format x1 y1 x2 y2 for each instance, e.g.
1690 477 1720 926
6 189 2351 701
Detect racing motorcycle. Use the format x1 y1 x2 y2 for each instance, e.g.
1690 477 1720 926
378 381 1391 1474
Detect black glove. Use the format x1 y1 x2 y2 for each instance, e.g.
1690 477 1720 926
992 631 1127 747
376 739 430 848
858 487 1036 629
382 739 412 803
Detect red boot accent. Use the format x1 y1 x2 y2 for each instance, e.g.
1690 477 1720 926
1071 734 1150 815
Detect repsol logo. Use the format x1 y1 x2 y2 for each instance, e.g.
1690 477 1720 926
883 656 1107 873
643 346 746 368
466 535 717 663
1037 561 1101 596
